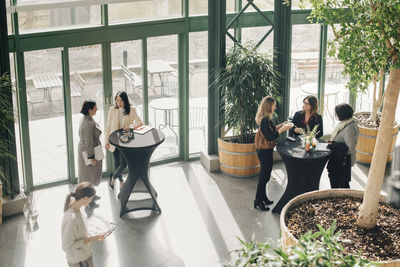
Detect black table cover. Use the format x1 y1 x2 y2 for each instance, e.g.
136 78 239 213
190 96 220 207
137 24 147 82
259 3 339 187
271 138 332 214
109 129 165 217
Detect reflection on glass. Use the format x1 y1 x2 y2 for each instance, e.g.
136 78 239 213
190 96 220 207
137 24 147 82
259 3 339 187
18 6 101 33
189 32 208 154
69 45 105 174
147 35 179 160
25 49 68 185
109 0 181 24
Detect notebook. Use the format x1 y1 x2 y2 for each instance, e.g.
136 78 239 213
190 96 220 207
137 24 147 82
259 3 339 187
134 125 154 135
316 143 330 151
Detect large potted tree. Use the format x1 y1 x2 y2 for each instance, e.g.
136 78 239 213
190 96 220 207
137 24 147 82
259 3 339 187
278 0 400 265
214 43 281 178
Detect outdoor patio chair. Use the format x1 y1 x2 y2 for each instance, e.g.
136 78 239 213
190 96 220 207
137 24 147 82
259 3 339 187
189 106 207 145
121 64 142 97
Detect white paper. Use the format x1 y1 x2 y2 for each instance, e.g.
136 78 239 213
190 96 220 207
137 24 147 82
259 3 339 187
87 215 116 236
134 125 154 135
316 143 330 151
82 151 91 166
94 145 104 161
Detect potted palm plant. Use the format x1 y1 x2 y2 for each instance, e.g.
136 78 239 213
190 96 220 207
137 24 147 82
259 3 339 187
214 43 282 178
0 73 17 224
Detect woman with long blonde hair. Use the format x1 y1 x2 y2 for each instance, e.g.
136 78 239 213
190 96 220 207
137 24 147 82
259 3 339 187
254 96 291 211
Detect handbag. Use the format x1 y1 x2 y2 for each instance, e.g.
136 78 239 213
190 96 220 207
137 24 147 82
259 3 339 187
254 129 277 149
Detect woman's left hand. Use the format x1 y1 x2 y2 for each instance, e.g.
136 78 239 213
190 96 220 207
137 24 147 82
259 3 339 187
134 122 143 130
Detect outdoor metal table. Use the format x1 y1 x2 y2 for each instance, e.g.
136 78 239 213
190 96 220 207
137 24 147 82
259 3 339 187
109 128 165 217
271 138 332 214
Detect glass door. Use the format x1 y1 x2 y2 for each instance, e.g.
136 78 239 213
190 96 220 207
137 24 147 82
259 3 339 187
68 45 106 177
24 48 69 185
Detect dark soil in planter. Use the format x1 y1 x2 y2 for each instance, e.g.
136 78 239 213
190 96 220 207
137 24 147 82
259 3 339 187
221 134 255 144
285 196 400 262
354 113 382 129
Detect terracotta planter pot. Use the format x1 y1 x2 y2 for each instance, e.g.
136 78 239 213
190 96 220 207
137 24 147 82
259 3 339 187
280 189 400 266
355 112 399 165
218 137 259 178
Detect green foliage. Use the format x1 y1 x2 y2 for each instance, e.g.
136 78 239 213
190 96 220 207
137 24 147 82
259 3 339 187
226 221 377 267
0 73 16 197
297 0 400 95
214 43 282 143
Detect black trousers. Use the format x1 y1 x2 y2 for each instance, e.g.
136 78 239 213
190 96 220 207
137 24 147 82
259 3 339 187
112 147 127 179
255 148 274 201
329 155 351 188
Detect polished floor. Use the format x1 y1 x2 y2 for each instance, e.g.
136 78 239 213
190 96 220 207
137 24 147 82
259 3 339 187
0 159 391 267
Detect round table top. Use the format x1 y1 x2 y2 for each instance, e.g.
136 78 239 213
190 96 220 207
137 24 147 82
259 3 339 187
300 83 344 96
149 97 207 111
276 139 332 161
109 129 165 149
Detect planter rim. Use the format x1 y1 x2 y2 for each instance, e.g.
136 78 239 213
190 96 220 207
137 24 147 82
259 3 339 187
354 111 399 130
279 188 399 264
218 136 255 145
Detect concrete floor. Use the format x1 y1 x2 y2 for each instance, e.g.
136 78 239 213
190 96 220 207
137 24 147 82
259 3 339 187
0 159 392 267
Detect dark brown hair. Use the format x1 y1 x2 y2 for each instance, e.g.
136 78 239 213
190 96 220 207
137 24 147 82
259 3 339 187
303 95 319 118
80 100 96 115
114 91 131 115
335 103 354 121
63 182 96 212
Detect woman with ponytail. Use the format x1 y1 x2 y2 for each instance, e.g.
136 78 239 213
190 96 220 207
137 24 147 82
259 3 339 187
61 182 105 267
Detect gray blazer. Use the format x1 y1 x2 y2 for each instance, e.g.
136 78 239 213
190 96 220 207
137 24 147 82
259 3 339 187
78 115 102 186
333 120 360 166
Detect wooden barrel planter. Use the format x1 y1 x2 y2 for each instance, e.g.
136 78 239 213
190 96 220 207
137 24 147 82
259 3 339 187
280 189 400 267
218 137 259 178
355 112 399 165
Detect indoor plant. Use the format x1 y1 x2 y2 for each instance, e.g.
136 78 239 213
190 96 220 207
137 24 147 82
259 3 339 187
0 73 17 224
295 0 400 229
214 43 282 177
226 221 375 266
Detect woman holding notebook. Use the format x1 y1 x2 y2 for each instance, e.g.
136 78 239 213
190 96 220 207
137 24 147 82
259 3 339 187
78 100 103 208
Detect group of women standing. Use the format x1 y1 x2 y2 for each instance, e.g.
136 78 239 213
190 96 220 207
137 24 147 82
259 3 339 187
253 95 359 212
62 91 142 266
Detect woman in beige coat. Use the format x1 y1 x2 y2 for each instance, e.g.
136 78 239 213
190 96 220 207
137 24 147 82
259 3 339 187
105 91 143 189
78 100 102 207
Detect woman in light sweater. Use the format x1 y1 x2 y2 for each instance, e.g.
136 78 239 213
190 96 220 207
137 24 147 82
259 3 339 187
61 182 105 267
104 91 143 190
327 103 360 188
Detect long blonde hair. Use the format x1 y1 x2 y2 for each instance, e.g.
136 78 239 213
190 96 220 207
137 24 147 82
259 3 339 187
255 96 276 126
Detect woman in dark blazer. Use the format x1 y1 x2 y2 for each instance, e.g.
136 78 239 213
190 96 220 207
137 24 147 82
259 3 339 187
254 96 292 211
289 95 323 138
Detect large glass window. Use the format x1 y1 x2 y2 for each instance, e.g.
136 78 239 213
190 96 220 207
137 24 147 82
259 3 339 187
324 26 350 134
289 24 320 122
241 26 273 53
245 0 274 12
189 32 208 154
17 6 101 33
69 45 105 176
189 0 207 16
24 48 68 185
147 35 179 160
109 0 181 24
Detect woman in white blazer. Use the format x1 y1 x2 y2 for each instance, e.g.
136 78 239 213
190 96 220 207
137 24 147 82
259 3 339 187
105 91 143 190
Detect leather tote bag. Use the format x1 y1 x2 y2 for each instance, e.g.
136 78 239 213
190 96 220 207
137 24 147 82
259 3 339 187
254 129 277 149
